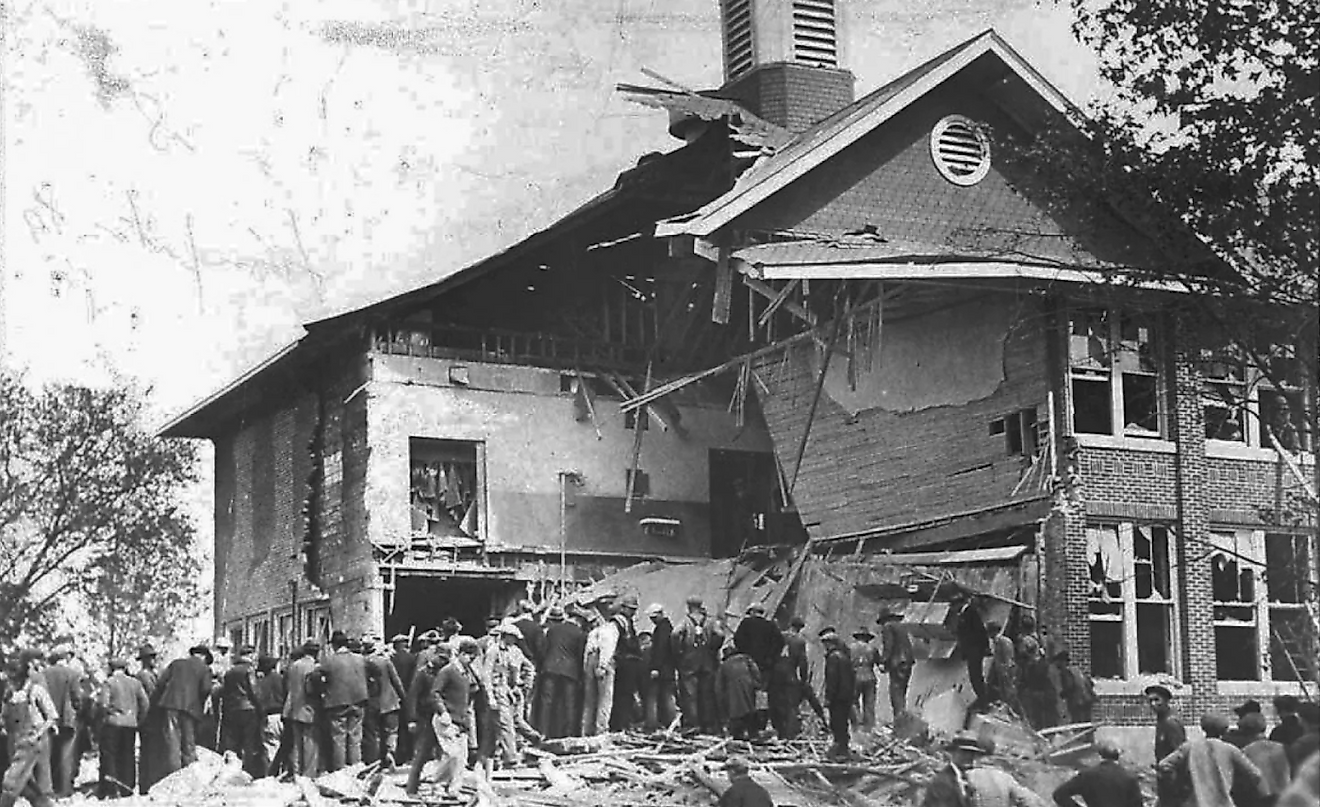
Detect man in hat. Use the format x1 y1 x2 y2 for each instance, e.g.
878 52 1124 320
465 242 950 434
581 598 619 736
611 594 645 730
1238 711 1291 802
539 605 585 739
733 603 783 687
405 641 472 798
950 591 989 710
1225 700 1263 748
644 603 677 731
154 644 214 776
207 636 232 751
847 628 880 731
922 732 1047 806
715 644 761 740
97 657 149 797
253 655 285 776
316 630 369 772
1 647 58 807
361 636 405 767
1052 737 1143 807
389 635 416 762
673 595 720 733
134 644 164 790
1144 683 1187 806
487 623 537 766
284 639 322 777
820 627 855 759
719 757 772 807
1158 714 1265 807
784 616 826 726
1269 695 1303 747
42 642 84 798
876 607 913 724
221 645 262 777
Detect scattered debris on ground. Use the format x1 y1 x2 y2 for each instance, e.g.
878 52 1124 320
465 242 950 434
47 711 1156 806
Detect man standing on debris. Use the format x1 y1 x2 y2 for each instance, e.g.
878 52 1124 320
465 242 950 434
951 591 989 711
487 624 537 767
133 644 163 791
96 657 149 798
876 607 913 724
220 644 263 777
254 655 285 776
612 594 645 730
847 628 880 731
923 731 1049 806
1051 737 1143 807
986 621 1019 714
820 627 855 760
674 595 720 734
405 643 465 798
206 636 231 752
284 639 322 777
1055 650 1095 725
1144 683 1186 807
362 635 406 767
316 630 370 772
719 757 773 807
784 617 826 728
539 605 585 738
582 596 619 736
390 634 418 763
154 643 214 777
1157 713 1265 807
1 648 58 807
715 644 762 740
733 603 783 685
645 603 678 732
42 642 83 799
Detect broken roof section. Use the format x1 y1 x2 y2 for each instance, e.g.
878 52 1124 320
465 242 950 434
616 84 794 152
656 29 1075 239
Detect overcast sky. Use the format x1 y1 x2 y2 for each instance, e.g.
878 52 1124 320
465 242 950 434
3 0 1097 420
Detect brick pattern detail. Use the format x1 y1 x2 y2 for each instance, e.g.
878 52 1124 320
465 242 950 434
721 63 855 133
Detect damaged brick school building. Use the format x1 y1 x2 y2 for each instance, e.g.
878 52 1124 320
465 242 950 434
164 0 1317 730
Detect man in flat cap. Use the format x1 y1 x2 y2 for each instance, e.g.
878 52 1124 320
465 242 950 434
316 630 369 772
97 658 149 797
673 595 720 733
847 627 880 731
283 639 322 777
134 644 164 790
820 627 855 759
876 607 913 725
1052 737 1143 807
644 603 677 731
719 757 772 807
42 642 84 798
154 644 214 777
582 598 619 736
539 605 585 739
1144 683 1186 806
1157 714 1264 807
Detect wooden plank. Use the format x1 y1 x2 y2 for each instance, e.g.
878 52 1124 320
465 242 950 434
712 244 733 324
745 275 814 326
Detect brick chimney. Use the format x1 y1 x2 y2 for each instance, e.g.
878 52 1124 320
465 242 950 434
717 0 855 132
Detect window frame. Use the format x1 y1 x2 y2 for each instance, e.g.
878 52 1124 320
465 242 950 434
1068 306 1168 440
1201 341 1313 452
1210 528 1315 683
1086 521 1183 681
408 437 488 544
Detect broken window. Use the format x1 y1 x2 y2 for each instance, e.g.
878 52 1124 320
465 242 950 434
1201 348 1248 442
1087 522 1180 680
410 438 484 542
1068 306 1165 438
1211 529 1316 682
1201 336 1312 451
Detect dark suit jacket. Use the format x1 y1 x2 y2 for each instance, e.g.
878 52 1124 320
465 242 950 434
542 620 585 681
283 655 318 723
514 617 546 668
154 655 212 719
366 654 405 714
43 662 84 728
318 649 368 709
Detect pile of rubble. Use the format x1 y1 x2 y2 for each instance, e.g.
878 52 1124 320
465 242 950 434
55 711 1157 807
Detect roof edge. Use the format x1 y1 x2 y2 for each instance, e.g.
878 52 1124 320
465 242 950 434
158 338 303 438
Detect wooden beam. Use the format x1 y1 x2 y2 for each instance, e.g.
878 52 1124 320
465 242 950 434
790 300 846 493
744 275 815 326
756 278 801 328
712 244 733 324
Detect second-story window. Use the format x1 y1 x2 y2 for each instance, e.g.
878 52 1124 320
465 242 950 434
1200 340 1312 451
1069 307 1164 438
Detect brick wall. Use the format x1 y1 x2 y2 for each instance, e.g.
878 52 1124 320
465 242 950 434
752 291 1050 538
722 63 855 133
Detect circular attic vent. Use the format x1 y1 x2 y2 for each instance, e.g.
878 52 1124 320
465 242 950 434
930 115 991 186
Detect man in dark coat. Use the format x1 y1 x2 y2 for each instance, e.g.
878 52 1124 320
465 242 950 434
153 644 214 777
220 646 262 777
133 644 164 791
315 631 369 772
877 608 913 723
538 605 585 738
389 635 418 762
718 757 772 807
283 640 321 777
783 617 825 726
1144 683 1186 807
644 603 677 731
951 592 989 709
611 594 644 730
1052 737 1143 807
42 643 83 798
821 628 855 760
96 658 149 798
732 603 783 681
362 636 405 767
673 596 721 733
715 647 761 740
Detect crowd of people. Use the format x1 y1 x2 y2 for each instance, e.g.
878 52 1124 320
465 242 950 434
3 594 1318 807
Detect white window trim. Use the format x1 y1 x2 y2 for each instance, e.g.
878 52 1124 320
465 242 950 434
1087 522 1183 682
1068 307 1168 441
1211 528 1315 684
1203 351 1313 453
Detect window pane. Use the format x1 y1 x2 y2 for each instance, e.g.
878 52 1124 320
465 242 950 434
1136 602 1173 674
1266 534 1310 603
1072 377 1112 434
1215 625 1260 680
1269 609 1316 682
1070 309 1110 368
1090 619 1123 679
1119 313 1158 373
1151 527 1171 598
1122 373 1160 434
1203 385 1246 442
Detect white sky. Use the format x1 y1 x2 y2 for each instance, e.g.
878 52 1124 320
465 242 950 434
3 0 1097 420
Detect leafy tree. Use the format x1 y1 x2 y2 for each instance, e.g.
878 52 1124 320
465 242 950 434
0 371 201 657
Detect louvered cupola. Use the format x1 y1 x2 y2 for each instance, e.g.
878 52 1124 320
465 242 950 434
718 0 855 132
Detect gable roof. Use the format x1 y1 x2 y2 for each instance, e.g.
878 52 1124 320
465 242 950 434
655 29 1078 240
